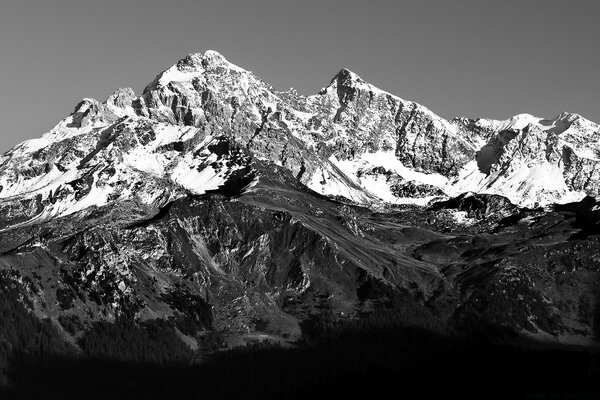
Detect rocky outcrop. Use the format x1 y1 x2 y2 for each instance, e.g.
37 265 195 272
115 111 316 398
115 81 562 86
430 192 518 219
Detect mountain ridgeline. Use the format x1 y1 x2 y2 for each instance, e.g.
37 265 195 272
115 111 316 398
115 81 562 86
0 50 599 398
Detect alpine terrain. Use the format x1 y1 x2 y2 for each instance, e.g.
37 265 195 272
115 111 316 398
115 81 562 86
1 50 599 398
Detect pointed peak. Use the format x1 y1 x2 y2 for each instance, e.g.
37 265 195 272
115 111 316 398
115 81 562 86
331 68 364 85
202 49 226 64
144 50 247 93
173 50 237 71
174 52 205 71
552 112 600 130
318 68 369 96
200 49 246 72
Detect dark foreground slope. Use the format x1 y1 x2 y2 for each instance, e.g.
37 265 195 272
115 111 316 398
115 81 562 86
1 309 599 400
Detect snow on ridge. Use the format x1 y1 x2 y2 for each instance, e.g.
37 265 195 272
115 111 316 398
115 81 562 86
156 63 206 88
145 50 250 93
503 113 541 130
327 147 588 208
306 158 374 204
3 49 600 217
447 160 586 208
202 50 247 73
325 151 447 205
356 151 449 188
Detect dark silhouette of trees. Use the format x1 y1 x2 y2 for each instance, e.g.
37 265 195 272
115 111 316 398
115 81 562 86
79 319 194 365
0 273 74 384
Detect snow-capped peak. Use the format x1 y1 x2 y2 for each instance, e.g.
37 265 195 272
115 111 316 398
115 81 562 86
505 113 540 130
202 49 246 72
325 67 383 97
331 68 364 84
143 50 248 93
3 48 600 230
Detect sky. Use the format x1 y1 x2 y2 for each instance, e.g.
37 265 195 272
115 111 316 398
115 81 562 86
0 0 599 152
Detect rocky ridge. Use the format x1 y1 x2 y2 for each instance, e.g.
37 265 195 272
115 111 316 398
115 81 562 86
2 50 600 232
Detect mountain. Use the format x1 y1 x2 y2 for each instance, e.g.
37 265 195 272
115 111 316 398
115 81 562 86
3 50 600 227
0 51 599 390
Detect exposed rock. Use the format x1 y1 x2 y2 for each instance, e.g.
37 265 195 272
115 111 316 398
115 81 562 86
430 192 518 219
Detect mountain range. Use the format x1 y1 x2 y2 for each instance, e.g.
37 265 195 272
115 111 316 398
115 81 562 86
0 51 599 396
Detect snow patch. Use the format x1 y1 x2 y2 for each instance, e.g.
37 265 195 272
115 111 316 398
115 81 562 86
327 151 448 204
451 211 476 225
448 160 586 208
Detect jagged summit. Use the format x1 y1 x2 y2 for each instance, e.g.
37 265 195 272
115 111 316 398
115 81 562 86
324 66 393 98
143 50 248 93
107 87 136 105
2 48 600 230
552 111 583 123
330 68 364 84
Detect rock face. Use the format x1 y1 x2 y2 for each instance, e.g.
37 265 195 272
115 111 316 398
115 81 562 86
0 50 599 355
430 192 518 220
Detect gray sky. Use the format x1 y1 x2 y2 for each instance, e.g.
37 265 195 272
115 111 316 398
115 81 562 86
1 0 599 152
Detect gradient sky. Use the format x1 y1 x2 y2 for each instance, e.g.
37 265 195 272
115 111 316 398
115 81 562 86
1 0 599 152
